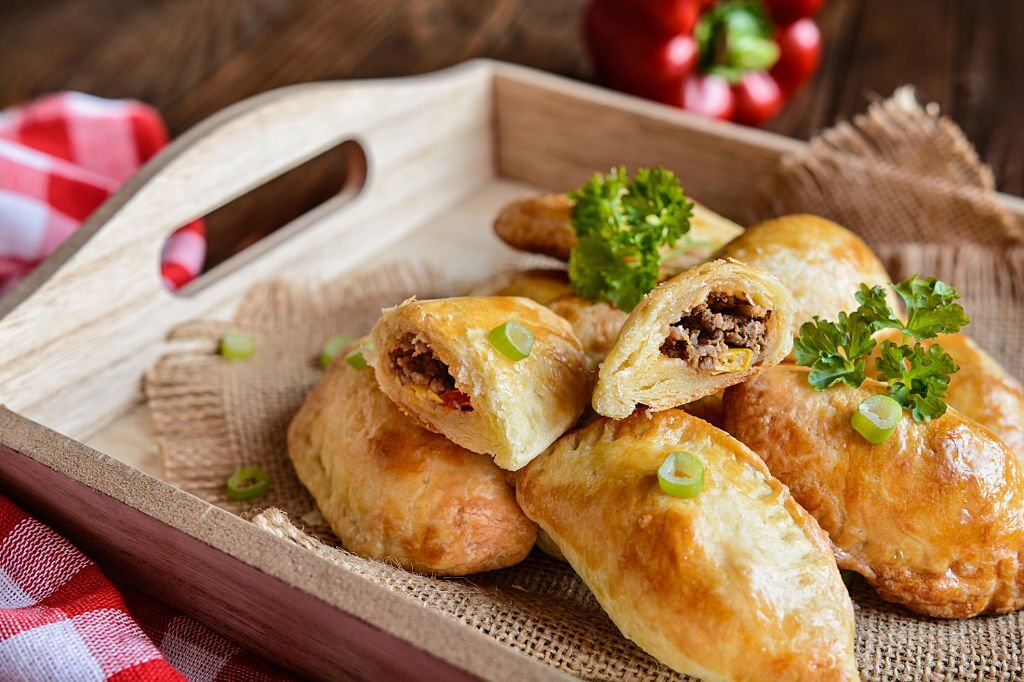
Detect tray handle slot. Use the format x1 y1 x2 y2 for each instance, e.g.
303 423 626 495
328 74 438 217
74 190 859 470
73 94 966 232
172 138 368 297
0 62 496 438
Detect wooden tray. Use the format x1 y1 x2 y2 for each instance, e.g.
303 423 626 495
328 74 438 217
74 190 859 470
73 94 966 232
3 60 1024 681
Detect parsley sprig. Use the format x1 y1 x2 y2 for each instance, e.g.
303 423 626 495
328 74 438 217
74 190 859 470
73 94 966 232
792 312 875 390
568 167 693 311
793 275 970 422
874 341 958 422
852 279 971 340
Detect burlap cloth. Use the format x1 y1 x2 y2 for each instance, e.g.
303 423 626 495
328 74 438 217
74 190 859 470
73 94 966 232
145 90 1024 681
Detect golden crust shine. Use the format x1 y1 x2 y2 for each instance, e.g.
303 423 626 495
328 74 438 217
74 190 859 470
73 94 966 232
716 214 893 337
287 348 536 575
370 296 588 471
722 365 1024 618
593 259 795 419
516 410 859 680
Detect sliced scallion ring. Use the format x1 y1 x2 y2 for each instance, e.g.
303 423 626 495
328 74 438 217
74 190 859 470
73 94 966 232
657 452 704 498
226 465 270 501
345 346 369 370
488 320 534 361
219 331 255 360
321 335 353 368
851 394 902 444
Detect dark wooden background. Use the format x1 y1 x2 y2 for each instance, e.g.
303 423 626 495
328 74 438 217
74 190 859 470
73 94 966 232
2 0 1021 267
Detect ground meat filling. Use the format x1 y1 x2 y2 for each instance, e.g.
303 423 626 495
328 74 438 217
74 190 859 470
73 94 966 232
389 336 472 411
660 292 771 370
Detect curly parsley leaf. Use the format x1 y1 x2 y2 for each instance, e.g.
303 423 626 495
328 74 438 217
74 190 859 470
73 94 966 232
621 167 692 248
567 167 693 311
854 284 902 330
568 234 660 312
874 340 958 422
852 277 970 341
796 276 969 423
894 275 971 340
793 312 876 389
569 167 629 240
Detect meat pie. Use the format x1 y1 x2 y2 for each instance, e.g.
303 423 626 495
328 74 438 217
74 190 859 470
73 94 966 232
593 260 795 419
370 296 588 471
516 409 859 680
287 339 536 575
493 193 744 275
716 214 894 338
723 365 1024 618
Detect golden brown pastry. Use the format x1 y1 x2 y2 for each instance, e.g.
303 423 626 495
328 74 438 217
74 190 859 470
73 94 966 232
516 410 858 680
475 270 626 374
493 193 743 273
534 528 566 561
868 331 1024 462
722 365 1024 618
287 345 536 575
681 390 725 427
370 296 588 471
716 214 894 337
661 202 745 276
593 259 795 419
478 268 572 305
546 293 628 372
493 194 577 261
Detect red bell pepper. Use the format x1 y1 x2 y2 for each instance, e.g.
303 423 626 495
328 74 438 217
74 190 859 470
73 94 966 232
770 17 822 96
584 0 699 100
584 0 823 126
682 73 735 120
440 389 473 411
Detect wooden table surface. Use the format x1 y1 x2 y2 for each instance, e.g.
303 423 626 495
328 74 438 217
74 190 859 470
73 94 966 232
2 0 1021 267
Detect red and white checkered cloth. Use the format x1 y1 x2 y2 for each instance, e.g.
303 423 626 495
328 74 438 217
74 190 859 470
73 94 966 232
0 92 205 296
0 494 292 681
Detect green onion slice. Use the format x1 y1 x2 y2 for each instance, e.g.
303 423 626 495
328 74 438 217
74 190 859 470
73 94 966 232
226 465 270 501
219 331 255 360
345 346 369 370
657 452 704 498
321 335 353 368
851 394 902 444
488 320 534 361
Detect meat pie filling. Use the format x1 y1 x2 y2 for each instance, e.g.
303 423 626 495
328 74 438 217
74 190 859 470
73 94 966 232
660 292 771 370
389 335 473 411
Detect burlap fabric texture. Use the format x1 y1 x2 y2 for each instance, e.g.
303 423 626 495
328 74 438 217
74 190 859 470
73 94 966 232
751 86 1024 381
146 90 1024 681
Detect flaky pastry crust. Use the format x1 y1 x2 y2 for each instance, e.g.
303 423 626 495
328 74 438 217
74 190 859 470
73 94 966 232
477 268 572 306
593 259 794 419
370 296 588 471
516 410 858 681
722 365 1024 618
716 214 893 337
287 349 536 575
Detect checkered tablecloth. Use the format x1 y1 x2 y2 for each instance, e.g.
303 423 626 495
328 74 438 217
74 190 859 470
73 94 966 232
0 92 287 680
0 494 292 681
0 91 205 296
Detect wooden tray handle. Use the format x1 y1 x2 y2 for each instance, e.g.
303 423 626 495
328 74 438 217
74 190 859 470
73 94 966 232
0 61 495 436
